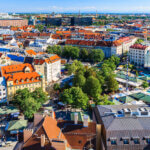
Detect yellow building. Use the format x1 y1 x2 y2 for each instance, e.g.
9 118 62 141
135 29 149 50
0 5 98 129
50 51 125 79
1 63 45 101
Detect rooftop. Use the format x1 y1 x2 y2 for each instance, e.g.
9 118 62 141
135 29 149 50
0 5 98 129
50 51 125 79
130 44 148 50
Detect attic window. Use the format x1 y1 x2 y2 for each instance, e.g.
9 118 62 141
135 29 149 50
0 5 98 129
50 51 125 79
123 139 129 144
122 137 130 145
21 79 24 83
110 137 117 145
133 138 140 144
26 78 29 82
145 137 150 144
37 77 39 80
31 78 34 81
16 80 18 83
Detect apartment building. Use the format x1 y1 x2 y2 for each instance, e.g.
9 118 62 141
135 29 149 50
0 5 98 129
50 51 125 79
93 105 150 150
33 54 61 84
1 63 45 101
0 19 28 27
0 77 7 103
129 44 150 66
144 49 150 69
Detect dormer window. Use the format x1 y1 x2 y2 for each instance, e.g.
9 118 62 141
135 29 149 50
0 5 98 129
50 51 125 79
21 79 24 83
145 136 150 144
26 78 29 82
31 78 34 81
110 137 117 145
37 77 39 80
16 80 18 83
122 137 129 144
133 137 140 144
24 66 30 73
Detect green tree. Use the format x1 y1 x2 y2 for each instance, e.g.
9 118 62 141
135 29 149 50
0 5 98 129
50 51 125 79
53 83 61 91
106 76 119 92
80 48 89 61
35 25 44 32
89 49 104 63
70 47 80 59
67 60 84 75
84 76 102 98
13 88 48 119
136 71 139 77
101 63 113 77
96 94 114 105
31 88 48 104
109 55 120 65
73 74 86 87
84 67 97 78
103 60 116 71
60 87 89 109
142 81 149 89
13 88 31 109
46 45 62 56
135 39 144 44
23 97 41 119
62 46 80 59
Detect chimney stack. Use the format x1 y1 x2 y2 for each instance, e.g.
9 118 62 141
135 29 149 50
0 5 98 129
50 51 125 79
23 129 33 143
83 115 88 127
41 134 45 148
51 110 55 119
74 113 78 125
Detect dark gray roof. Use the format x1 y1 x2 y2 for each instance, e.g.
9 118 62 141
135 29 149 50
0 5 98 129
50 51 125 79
96 105 150 139
95 105 150 149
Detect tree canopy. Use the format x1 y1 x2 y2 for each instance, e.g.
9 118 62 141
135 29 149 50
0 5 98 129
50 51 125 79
13 88 48 119
84 76 102 99
60 87 89 109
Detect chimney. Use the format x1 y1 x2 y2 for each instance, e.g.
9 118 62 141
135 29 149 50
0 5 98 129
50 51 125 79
23 129 33 143
41 134 45 148
74 113 78 124
83 115 88 127
51 110 55 119
34 114 44 127
96 124 102 150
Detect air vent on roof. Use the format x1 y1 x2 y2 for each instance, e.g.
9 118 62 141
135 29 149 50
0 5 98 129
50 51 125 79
123 108 131 114
138 107 149 116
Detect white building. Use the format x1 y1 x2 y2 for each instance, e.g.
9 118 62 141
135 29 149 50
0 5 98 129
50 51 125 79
144 50 150 69
129 44 150 66
0 77 7 103
33 54 61 84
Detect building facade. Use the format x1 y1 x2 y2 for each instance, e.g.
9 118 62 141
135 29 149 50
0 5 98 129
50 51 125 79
93 105 150 150
0 77 7 103
1 63 45 101
129 44 150 66
0 19 28 27
33 54 61 84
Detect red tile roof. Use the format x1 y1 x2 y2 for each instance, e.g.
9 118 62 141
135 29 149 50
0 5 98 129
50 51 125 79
130 44 148 50
34 54 60 65
1 63 41 85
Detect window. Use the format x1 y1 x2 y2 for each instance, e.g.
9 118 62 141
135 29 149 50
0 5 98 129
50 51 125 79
123 139 129 144
111 140 117 145
133 138 140 144
146 138 150 144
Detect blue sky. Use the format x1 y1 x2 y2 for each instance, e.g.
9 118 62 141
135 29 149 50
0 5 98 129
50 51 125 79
1 0 150 13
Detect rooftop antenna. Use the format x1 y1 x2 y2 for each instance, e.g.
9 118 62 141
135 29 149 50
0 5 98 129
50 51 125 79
96 10 98 18
78 10 81 17
126 52 129 92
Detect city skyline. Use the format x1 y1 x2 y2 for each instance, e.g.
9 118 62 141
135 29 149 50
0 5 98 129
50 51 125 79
1 0 150 13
